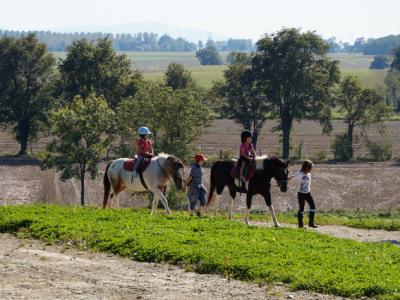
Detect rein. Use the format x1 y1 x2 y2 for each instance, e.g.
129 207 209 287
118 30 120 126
157 159 175 185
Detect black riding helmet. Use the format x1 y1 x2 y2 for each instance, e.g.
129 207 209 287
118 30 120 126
241 130 253 142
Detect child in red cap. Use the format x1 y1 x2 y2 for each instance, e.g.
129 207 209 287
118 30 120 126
182 154 208 217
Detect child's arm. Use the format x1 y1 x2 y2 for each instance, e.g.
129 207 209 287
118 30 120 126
251 147 256 158
148 143 154 156
182 176 192 191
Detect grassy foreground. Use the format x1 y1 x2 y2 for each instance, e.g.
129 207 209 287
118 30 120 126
1 205 400 299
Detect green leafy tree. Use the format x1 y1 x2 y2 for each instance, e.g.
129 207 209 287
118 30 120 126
370 55 389 69
57 36 140 109
0 33 56 155
351 37 365 53
384 71 400 110
252 28 341 158
116 81 212 161
197 40 204 50
210 52 267 150
390 45 400 71
334 75 393 158
196 45 223 65
164 62 200 91
38 95 116 206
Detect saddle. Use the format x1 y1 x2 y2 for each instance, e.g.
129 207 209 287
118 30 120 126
123 156 152 173
124 156 152 189
231 161 255 182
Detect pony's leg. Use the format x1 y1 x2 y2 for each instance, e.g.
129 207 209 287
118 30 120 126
108 193 114 209
244 193 253 225
151 194 159 215
212 194 220 217
153 188 171 215
114 192 121 209
268 205 280 227
228 190 236 221
263 191 280 227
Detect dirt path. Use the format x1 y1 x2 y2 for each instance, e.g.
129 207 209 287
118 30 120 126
2 222 397 300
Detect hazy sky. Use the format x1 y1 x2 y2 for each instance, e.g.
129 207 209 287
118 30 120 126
1 0 398 43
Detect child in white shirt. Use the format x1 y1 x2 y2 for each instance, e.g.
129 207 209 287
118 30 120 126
288 160 318 228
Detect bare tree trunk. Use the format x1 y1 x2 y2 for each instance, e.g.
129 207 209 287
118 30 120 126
348 124 354 158
80 170 85 206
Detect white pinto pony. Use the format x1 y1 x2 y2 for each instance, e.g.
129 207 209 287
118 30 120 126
102 153 185 214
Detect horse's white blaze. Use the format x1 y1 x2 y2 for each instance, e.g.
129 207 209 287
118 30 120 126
244 208 251 225
268 205 280 227
178 168 183 178
255 155 268 170
213 194 220 217
228 196 234 221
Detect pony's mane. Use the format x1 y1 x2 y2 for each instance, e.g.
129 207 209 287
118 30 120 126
158 153 183 164
255 155 268 170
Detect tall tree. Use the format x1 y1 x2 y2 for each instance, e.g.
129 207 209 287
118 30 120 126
38 95 116 206
197 40 204 50
252 28 340 158
334 75 393 158
351 37 366 53
57 36 138 109
196 45 223 65
0 33 56 155
163 62 200 91
210 53 267 150
384 71 400 110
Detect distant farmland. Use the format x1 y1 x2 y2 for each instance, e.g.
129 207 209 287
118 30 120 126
51 51 388 90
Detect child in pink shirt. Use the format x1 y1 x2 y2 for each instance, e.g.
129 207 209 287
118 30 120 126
239 130 256 182
132 127 154 177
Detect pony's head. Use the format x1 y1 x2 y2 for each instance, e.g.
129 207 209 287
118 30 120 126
258 156 290 193
159 153 185 190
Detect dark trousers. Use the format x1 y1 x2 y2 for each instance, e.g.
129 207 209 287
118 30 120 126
297 192 315 212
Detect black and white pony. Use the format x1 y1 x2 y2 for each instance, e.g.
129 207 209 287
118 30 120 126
205 156 290 226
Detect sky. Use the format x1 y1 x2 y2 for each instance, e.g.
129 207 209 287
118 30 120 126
1 0 398 43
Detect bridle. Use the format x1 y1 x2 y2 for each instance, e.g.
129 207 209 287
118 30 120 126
252 160 288 188
157 158 179 186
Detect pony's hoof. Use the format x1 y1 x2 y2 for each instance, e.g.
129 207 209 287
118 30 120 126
274 224 280 228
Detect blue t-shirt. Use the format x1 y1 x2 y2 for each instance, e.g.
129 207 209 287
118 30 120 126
189 164 203 185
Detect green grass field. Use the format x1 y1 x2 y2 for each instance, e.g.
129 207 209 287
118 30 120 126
1 205 399 299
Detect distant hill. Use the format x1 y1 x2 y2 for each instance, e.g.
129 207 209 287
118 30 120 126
46 22 231 44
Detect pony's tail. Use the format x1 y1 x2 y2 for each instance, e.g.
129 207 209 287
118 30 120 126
206 160 223 207
102 160 113 209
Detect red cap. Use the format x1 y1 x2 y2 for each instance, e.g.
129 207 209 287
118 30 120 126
195 154 208 161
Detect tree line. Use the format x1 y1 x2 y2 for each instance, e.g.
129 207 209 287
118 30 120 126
0 29 255 53
323 34 400 55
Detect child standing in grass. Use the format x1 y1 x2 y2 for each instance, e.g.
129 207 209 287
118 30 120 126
288 160 318 228
182 154 208 217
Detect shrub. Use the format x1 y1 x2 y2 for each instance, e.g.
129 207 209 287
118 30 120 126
221 148 233 159
330 132 351 160
365 140 393 161
291 140 304 160
313 149 328 161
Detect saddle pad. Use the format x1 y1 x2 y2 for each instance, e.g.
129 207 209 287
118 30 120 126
230 164 255 181
123 158 151 172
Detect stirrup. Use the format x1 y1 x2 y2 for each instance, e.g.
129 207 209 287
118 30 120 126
240 176 245 182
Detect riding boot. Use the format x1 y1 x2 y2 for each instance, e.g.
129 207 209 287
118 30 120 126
309 210 318 228
297 211 304 228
